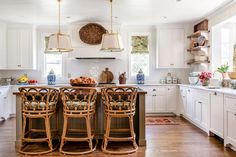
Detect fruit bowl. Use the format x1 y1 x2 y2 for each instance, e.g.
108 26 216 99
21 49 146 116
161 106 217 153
70 76 97 87
70 82 97 87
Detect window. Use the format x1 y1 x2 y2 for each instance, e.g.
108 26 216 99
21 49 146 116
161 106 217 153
221 28 233 70
43 36 64 79
130 35 150 76
212 23 236 72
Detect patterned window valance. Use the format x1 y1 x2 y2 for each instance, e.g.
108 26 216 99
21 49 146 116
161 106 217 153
131 36 149 54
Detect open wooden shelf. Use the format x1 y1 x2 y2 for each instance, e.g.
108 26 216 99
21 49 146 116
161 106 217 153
187 30 210 38
187 60 210 65
187 45 210 52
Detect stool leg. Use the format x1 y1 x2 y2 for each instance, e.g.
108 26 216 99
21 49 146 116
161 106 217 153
129 116 138 149
59 115 68 152
45 116 53 151
85 116 92 150
22 116 27 140
103 115 111 151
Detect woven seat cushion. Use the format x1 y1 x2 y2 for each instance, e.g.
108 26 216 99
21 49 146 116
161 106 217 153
24 102 56 109
65 101 94 110
109 102 132 110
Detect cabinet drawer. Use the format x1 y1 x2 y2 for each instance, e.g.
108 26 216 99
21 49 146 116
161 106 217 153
225 96 236 111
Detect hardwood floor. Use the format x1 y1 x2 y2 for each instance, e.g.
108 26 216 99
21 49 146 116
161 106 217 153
0 117 236 157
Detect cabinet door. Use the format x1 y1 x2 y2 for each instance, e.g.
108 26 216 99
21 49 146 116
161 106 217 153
157 28 185 68
194 100 202 125
145 94 154 113
7 28 21 69
186 89 194 119
158 29 172 68
225 110 236 146
155 87 167 112
201 100 208 130
0 88 10 119
142 87 155 114
0 21 7 69
0 90 4 118
210 92 224 137
166 86 177 112
19 29 33 69
172 28 185 68
179 87 187 115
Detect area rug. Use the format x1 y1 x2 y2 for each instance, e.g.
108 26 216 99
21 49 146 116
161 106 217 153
146 117 179 125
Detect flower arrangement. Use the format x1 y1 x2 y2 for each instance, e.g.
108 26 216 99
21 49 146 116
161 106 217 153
199 72 212 86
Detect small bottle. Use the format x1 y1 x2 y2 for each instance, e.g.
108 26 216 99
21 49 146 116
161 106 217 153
166 72 172 84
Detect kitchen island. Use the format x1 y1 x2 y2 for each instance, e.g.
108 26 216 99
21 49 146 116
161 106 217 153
13 86 147 148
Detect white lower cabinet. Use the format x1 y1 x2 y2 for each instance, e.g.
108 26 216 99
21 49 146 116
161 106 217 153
210 92 224 138
224 95 236 149
0 87 11 120
179 86 210 133
142 86 177 114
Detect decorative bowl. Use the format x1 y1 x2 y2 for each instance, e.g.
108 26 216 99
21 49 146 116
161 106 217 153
188 77 199 85
228 72 236 79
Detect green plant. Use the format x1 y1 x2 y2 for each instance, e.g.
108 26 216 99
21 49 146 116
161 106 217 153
217 63 229 73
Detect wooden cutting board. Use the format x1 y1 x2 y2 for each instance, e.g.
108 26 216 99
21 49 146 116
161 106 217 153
100 68 114 83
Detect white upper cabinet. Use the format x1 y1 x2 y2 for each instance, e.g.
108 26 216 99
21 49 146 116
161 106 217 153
0 21 7 69
156 27 186 68
7 24 35 69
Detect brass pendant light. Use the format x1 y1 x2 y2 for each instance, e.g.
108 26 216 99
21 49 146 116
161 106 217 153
46 0 73 53
100 0 124 52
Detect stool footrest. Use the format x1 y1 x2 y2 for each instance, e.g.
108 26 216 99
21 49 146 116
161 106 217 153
106 136 134 141
22 138 49 142
63 136 94 142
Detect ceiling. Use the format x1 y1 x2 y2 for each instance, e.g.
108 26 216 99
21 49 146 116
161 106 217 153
0 0 233 26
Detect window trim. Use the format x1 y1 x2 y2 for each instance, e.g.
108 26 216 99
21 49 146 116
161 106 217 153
128 32 151 79
38 32 67 82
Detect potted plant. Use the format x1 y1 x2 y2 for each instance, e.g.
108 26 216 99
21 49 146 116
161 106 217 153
217 63 229 79
199 72 212 86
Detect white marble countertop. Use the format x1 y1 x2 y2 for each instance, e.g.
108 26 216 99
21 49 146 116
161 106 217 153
5 83 236 96
179 84 236 96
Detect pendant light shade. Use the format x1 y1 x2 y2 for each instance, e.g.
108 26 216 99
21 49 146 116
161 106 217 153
100 0 124 52
100 33 124 52
46 0 73 53
47 33 73 52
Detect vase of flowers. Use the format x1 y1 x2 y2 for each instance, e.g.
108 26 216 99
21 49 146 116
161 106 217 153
199 72 212 86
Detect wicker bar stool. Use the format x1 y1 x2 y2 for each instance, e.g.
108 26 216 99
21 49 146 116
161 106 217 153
101 86 138 154
59 87 97 155
18 87 59 155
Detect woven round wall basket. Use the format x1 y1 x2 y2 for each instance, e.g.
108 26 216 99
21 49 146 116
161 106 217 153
79 23 107 45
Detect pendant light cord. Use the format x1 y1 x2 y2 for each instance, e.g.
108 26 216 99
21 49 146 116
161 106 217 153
110 0 113 33
58 0 61 33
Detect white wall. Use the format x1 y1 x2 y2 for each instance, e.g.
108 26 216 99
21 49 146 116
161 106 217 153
0 24 191 84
